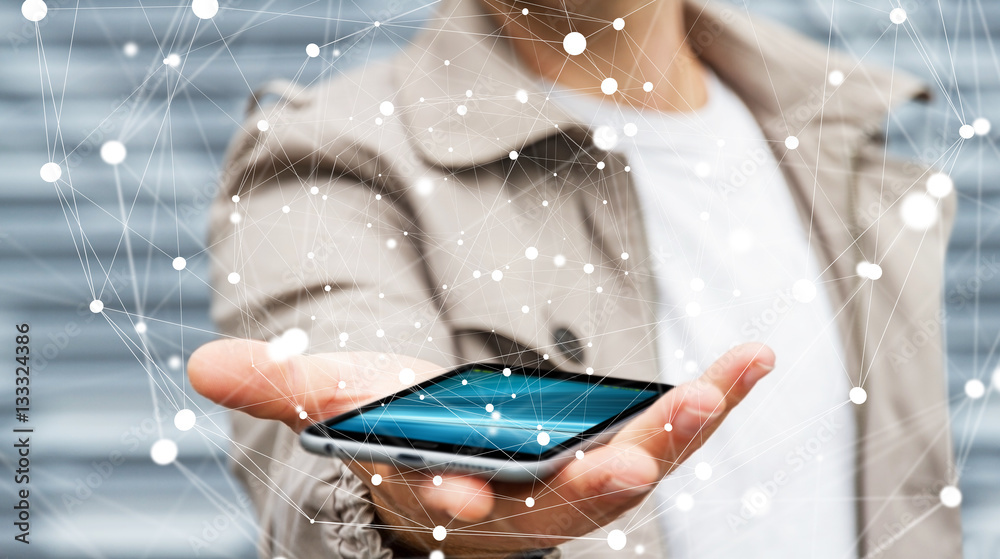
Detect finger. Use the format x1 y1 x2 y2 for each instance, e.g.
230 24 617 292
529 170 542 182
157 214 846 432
187 339 444 431
554 343 775 504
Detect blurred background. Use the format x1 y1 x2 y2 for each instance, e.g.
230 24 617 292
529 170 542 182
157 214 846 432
0 1 997 557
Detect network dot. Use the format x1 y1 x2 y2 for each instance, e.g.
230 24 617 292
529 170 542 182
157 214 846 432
90 299 104 313
926 172 954 198
22 0 47 22
191 0 219 19
525 246 539 260
972 117 991 136
959 124 975 139
900 193 938 230
576 450 585 459
123 41 138 57
306 43 320 57
39 162 61 182
965 379 985 399
664 422 673 432
849 386 867 405
939 485 962 508
563 32 587 55
694 462 712 480
607 529 627 551
433 475 442 486
227 272 240 284
828 70 845 86
889 8 907 24
174 409 196 431
492 270 503 281
100 140 127 165
257 119 269 131
371 474 382 486
525 497 535 507
612 18 625 31
601 78 619 95
164 53 181 67
172 257 187 270
430 551 445 559
432 526 447 541
150 439 178 465
399 367 415 385
642 82 653 92
537 432 550 446
856 261 883 280
583 263 595 274
784 135 799 150
380 101 394 116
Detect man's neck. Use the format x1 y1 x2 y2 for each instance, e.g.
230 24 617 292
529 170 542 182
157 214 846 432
480 0 708 113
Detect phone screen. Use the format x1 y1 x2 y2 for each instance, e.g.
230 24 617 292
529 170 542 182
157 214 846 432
318 365 665 460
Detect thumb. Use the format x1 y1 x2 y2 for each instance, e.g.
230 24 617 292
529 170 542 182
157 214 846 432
187 339 444 431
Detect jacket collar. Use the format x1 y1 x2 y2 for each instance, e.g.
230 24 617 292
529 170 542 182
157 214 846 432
393 0 928 169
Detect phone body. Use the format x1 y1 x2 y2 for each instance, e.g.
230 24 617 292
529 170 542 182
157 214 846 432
300 363 673 482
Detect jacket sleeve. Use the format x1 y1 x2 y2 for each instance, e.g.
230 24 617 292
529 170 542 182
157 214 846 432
206 138 459 557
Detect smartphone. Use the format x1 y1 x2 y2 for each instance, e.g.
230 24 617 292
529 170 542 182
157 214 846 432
300 363 673 482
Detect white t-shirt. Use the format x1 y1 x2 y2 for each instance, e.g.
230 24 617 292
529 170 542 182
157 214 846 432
548 70 858 558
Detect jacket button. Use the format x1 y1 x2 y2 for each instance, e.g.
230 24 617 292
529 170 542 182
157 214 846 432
552 327 585 364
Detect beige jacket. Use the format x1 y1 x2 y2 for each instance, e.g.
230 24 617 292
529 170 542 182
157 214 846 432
208 1 962 557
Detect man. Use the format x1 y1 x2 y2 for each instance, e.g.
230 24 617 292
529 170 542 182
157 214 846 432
189 0 962 557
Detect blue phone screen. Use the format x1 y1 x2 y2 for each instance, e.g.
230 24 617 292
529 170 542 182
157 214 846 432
328 368 660 456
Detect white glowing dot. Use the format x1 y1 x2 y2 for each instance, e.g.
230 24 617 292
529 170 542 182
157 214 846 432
399 368 415 385
554 254 567 267
443 60 450 66
379 101 395 117
90 300 104 313
135 321 147 334
39 162 61 182
509 150 519 160
521 7 529 15
415 178 434 196
191 0 219 19
574 450 585 460
472 270 482 279
940 486 962 508
686 302 701 317
503 367 512 377
282 205 290 214
454 104 468 117
100 141 127 165
619 252 629 262
123 41 138 57
371 474 382 486
268 328 309 361
255 119 269 132
172 409 196 431
306 43 320 57
525 246 539 260
310 186 319 195
583 263 595 274
689 278 705 292
784 135 799 150
607 529 627 551
856 261 883 280
164 53 181 67
973 117 991 136
694 462 712 480
729 228 754 252
338 380 346 389
900 193 939 230
623 123 638 137
965 379 985 399
516 89 529 104
612 18 625 31
430 475 442 486
593 125 619 151
563 32 587 55
491 270 503 281
828 70 845 86
386 238 398 250
595 162 605 171
694 161 711 178
601 78 619 95
297 410 308 420
373 21 380 27
993 366 1000 392
375 328 385 338
485 403 495 413
430 552 444 559
22 0 47 22
150 439 178 465
432 526 447 541
168 355 182 370
889 8 907 24
231 194 240 202
643 82 653 92
227 272 240 284
792 279 817 303
522 496 535 508
926 172 954 198
172 257 187 270
850 386 868 405
521 305 530 313
959 124 975 139
230 211 243 224
676 492 694 511
537 432 550 446
664 423 673 432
